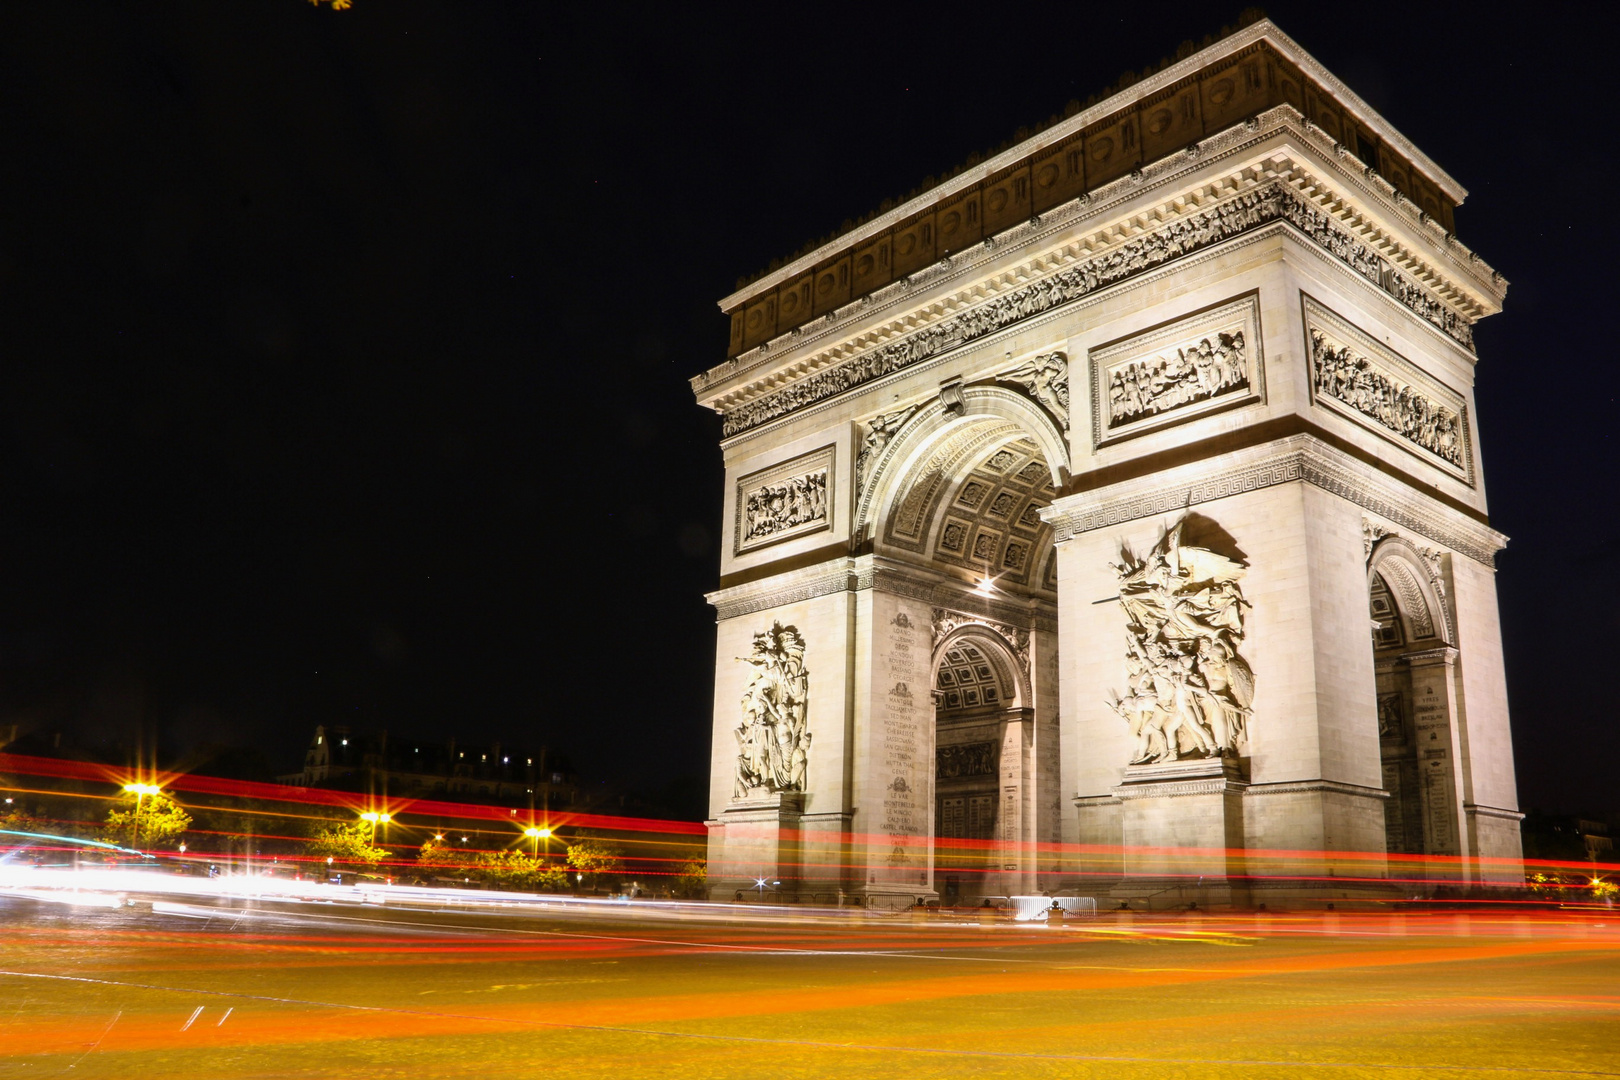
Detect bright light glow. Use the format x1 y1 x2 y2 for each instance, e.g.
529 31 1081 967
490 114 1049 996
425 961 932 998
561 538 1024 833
523 827 552 839
122 783 161 796
974 575 998 597
360 812 392 824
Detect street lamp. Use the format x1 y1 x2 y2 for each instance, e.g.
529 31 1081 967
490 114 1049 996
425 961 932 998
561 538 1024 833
523 826 551 858
122 783 161 852
359 811 391 845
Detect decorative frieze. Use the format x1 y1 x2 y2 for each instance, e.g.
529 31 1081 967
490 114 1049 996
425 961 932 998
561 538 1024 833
718 181 1475 438
734 446 835 555
1305 296 1471 483
937 742 997 779
1090 292 1263 448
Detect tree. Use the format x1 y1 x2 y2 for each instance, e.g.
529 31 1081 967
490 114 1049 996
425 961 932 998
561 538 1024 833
566 837 623 892
101 791 191 850
306 821 389 873
673 860 707 899
469 849 567 893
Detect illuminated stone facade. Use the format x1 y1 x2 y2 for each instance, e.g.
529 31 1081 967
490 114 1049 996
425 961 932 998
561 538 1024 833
692 20 1522 906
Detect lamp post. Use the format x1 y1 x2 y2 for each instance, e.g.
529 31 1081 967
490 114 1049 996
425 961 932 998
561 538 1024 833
359 811 391 845
523 826 551 860
122 783 161 852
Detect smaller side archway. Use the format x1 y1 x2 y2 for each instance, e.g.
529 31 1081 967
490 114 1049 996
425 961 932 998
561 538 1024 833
1366 535 1459 861
928 623 1038 905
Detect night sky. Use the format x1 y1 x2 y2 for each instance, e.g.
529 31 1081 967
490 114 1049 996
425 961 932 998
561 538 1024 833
1 3 1614 818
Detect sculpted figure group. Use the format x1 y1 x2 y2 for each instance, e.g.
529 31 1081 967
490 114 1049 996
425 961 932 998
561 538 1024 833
1108 331 1247 427
1309 329 1463 466
733 622 811 797
743 470 828 542
1108 518 1256 764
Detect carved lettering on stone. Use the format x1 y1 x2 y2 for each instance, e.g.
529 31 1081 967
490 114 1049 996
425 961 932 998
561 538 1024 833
732 622 810 799
1306 297 1471 482
1108 516 1255 764
996 352 1070 430
734 446 835 554
719 181 1473 437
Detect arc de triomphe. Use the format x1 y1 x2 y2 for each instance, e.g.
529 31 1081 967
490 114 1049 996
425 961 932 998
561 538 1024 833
691 20 1522 907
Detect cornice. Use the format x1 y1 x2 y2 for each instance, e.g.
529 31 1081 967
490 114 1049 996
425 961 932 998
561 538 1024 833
695 112 1499 437
705 558 858 621
1041 434 1508 567
716 19 1466 313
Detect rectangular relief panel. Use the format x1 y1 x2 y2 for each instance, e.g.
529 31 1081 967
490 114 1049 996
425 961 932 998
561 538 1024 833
734 445 836 555
1301 294 1473 485
1089 291 1265 449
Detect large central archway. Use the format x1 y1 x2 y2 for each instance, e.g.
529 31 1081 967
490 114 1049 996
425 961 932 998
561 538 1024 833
853 390 1066 904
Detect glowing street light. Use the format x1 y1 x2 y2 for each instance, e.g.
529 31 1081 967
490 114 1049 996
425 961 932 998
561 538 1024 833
122 782 162 852
523 826 552 858
359 811 391 844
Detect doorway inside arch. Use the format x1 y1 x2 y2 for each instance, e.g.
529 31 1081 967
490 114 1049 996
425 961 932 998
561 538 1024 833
931 634 1029 906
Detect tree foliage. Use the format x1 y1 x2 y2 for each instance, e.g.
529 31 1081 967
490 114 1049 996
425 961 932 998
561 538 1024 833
306 821 390 871
101 791 191 849
673 860 707 899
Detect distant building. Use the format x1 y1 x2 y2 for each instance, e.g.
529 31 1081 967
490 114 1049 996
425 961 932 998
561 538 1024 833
278 725 579 808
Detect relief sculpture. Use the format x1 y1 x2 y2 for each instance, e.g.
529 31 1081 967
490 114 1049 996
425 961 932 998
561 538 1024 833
997 352 1070 430
855 406 917 494
720 179 1473 437
743 470 827 543
1309 328 1464 467
936 742 996 779
1107 517 1255 764
1108 331 1247 427
733 622 811 798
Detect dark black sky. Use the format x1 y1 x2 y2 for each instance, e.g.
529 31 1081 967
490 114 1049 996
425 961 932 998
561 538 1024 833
1 3 1614 816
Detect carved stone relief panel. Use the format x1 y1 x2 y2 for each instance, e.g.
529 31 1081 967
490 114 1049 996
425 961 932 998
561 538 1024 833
734 446 836 555
1304 295 1473 485
1089 292 1265 449
1108 515 1255 765
937 742 997 778
732 622 810 799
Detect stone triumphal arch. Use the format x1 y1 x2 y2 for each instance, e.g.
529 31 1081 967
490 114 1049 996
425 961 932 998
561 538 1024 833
692 20 1522 907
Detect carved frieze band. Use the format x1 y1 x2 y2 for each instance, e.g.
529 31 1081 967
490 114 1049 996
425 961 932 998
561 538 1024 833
1090 292 1263 449
937 742 996 779
734 446 836 555
1042 436 1505 566
1304 295 1472 485
718 181 1474 437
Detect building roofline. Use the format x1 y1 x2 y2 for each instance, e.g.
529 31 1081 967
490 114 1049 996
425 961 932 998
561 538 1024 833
718 18 1466 313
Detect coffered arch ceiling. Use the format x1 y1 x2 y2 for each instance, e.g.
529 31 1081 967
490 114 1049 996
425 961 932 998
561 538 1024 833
881 436 1056 593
